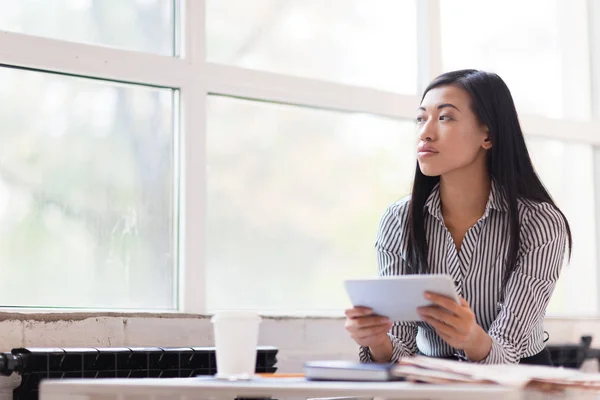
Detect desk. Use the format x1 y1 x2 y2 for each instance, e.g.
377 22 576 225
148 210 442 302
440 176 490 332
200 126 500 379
39 377 521 400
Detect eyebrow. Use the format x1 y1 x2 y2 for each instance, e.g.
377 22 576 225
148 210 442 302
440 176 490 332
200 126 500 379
417 103 461 112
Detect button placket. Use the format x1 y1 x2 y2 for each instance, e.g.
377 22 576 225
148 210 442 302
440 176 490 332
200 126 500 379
444 230 463 297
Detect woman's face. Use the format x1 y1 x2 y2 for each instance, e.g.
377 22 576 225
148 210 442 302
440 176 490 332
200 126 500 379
416 85 491 177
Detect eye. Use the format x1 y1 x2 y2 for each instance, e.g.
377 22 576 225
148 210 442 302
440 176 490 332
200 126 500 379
439 115 453 121
416 116 425 123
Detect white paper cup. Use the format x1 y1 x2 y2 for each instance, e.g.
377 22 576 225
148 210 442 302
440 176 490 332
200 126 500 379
211 310 261 379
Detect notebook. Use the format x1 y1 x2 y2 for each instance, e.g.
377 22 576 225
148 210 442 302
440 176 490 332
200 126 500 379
304 361 405 382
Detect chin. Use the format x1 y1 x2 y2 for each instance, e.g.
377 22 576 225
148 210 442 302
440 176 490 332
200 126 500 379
418 163 443 177
420 170 442 177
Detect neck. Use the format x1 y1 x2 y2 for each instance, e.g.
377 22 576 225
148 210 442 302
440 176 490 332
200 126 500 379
439 165 491 221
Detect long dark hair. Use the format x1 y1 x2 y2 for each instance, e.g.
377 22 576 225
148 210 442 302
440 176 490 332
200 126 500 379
406 69 572 288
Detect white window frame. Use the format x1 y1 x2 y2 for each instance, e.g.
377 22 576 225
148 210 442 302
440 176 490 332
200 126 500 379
0 0 598 315
589 0 600 311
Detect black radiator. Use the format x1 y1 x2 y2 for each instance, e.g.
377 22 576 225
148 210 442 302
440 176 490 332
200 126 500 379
0 346 278 400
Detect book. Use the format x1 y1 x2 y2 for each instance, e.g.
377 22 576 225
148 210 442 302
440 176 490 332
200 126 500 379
304 361 405 382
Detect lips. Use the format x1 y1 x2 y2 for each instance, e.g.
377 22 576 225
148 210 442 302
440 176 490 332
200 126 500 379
417 143 439 154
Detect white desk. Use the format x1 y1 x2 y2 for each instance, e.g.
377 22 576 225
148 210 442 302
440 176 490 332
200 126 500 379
39 377 522 400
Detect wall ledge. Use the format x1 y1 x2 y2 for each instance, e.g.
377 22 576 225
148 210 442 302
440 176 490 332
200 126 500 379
0 311 344 322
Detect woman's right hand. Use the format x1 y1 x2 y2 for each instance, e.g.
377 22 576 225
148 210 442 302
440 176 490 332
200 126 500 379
344 306 394 348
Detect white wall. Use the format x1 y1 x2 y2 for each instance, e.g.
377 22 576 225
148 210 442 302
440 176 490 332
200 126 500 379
0 315 598 399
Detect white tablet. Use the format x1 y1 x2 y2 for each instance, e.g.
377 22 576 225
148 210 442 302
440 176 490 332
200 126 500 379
344 275 460 322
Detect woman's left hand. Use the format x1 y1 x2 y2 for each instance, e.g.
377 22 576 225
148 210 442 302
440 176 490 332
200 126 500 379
417 292 492 361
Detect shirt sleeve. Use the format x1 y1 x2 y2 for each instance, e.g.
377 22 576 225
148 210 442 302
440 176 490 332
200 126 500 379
475 203 567 364
359 203 418 363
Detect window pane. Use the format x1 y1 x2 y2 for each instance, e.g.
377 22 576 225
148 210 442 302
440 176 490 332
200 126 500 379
206 0 418 94
0 67 177 309
0 0 174 55
526 137 596 315
441 0 590 120
207 96 416 312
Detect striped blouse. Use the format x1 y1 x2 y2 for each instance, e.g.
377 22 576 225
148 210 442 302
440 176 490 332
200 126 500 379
359 180 567 364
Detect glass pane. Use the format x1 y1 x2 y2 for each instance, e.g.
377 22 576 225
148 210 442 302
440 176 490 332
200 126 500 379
440 0 589 120
206 0 418 94
526 137 596 316
0 67 176 309
0 0 174 55
207 96 416 312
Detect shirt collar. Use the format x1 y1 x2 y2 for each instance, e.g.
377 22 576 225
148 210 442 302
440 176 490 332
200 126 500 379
487 179 509 213
424 179 508 221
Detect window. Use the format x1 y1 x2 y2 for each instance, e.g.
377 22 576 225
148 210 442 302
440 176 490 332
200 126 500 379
206 96 415 312
0 0 175 55
440 0 591 120
1 1 599 316
527 138 597 315
206 0 419 93
0 67 177 309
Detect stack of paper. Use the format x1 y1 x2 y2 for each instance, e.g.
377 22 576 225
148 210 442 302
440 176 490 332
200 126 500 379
393 356 600 391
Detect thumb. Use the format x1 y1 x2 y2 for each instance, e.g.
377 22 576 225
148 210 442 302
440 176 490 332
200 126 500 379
460 297 470 308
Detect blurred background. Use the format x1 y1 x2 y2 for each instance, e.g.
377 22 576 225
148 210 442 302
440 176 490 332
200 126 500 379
0 0 597 317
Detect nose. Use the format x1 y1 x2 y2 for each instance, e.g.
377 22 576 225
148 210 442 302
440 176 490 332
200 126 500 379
418 118 437 142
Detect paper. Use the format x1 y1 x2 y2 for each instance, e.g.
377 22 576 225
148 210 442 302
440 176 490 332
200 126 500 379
344 275 459 322
394 356 600 390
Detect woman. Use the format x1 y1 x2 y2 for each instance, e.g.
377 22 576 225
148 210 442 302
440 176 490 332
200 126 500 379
345 69 571 365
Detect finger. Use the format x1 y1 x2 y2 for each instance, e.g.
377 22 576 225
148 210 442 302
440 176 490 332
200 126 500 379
355 324 392 340
354 324 392 340
418 306 460 329
344 307 373 318
460 297 470 308
345 316 390 332
421 315 456 338
353 316 391 329
424 292 462 314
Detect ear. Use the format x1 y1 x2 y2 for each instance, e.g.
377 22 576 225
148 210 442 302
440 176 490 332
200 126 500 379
483 136 492 149
482 125 492 149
